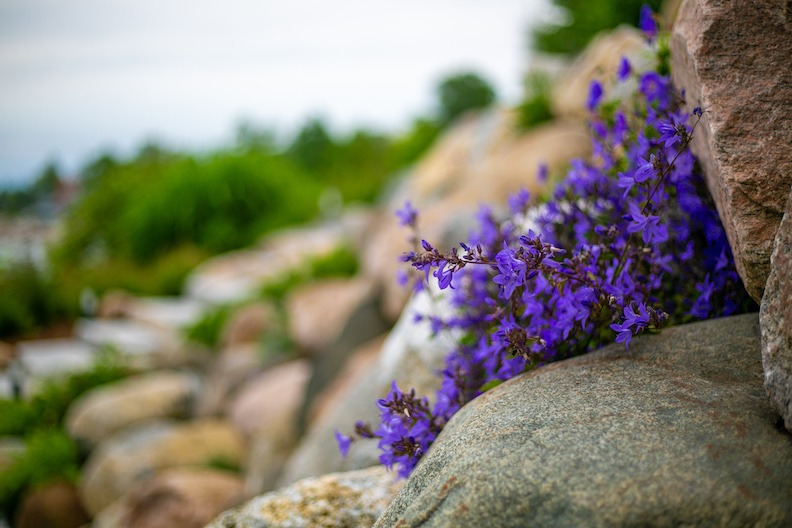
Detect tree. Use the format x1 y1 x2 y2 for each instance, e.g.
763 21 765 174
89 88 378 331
436 72 496 126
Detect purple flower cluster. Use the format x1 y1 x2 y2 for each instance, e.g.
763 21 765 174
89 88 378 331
338 14 755 478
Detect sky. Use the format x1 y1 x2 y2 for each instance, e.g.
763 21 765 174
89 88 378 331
0 0 550 186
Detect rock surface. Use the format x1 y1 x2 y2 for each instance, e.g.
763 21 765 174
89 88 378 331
80 419 246 516
276 288 455 486
196 344 263 417
227 359 311 438
762 187 792 432
285 277 375 353
552 26 649 119
92 468 244 528
220 302 278 347
15 481 90 528
375 314 792 528
207 466 403 528
670 0 792 301
66 370 201 449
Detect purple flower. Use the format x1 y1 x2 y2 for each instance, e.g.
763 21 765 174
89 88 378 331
587 80 604 112
639 72 669 107
624 202 668 244
508 188 532 214
617 56 632 81
396 201 418 227
335 430 352 458
538 163 549 182
639 4 657 42
492 247 526 300
634 156 655 183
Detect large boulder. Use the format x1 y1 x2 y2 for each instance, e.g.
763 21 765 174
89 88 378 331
80 419 246 516
761 187 792 432
92 468 244 528
670 0 792 301
66 370 202 449
207 466 403 528
375 314 792 527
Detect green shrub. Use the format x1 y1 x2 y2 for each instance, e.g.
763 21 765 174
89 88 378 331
436 72 497 126
54 150 320 266
0 429 80 521
10 351 133 434
0 261 77 340
184 304 235 348
0 400 36 436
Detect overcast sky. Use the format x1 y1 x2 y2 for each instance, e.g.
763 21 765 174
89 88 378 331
0 0 549 186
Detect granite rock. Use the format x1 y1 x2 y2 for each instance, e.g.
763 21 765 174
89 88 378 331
375 314 792 528
761 187 792 432
207 466 403 528
93 468 244 528
65 370 202 449
80 419 246 516
670 0 792 301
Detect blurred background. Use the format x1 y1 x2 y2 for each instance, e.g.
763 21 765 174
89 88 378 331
0 1 664 526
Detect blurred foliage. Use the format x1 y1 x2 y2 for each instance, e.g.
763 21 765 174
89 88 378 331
0 429 81 521
0 162 61 215
259 243 359 304
0 69 497 340
54 150 320 265
390 118 443 167
436 72 497 126
532 0 664 55
184 304 235 349
185 244 359 349
0 350 131 436
0 261 77 339
515 71 555 131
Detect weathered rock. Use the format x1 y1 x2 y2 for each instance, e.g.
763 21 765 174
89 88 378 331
306 334 384 428
285 277 376 353
65 370 202 449
762 187 792 432
75 318 184 369
220 302 278 347
670 0 792 301
196 344 264 417
226 359 311 495
98 289 136 319
15 481 90 528
226 359 311 438
375 314 792 528
92 468 244 528
207 466 404 528
277 288 455 487
16 338 97 380
296 295 389 433
125 297 208 333
80 419 246 516
552 26 650 119
185 223 352 305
